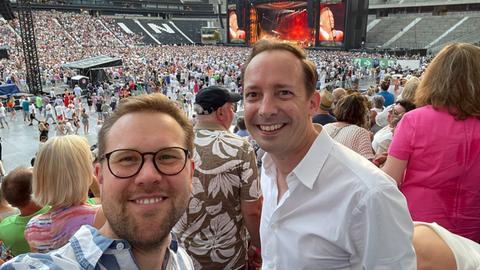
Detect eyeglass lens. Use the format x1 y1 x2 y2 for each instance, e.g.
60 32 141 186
107 147 187 178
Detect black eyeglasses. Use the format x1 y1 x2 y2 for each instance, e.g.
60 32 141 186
101 147 190 179
389 107 402 116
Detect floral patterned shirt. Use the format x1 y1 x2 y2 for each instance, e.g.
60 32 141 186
174 122 261 270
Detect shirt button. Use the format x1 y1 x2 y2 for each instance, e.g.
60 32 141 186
116 242 125 250
268 262 275 269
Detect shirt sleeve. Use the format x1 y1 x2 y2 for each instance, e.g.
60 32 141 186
388 114 414 161
239 142 262 202
349 184 417 269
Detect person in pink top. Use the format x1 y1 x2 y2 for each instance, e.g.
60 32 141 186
383 43 480 242
25 135 105 253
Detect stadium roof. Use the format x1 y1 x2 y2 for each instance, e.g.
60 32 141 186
62 55 123 70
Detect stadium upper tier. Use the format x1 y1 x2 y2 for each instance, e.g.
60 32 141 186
369 0 480 8
0 11 209 85
10 0 215 17
366 12 480 51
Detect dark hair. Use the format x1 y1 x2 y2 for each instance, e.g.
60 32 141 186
395 100 416 112
334 93 369 127
1 167 33 208
372 95 385 109
241 39 318 97
380 81 390 91
236 117 246 130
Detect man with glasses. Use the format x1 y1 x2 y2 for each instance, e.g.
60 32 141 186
173 86 262 269
1 94 195 270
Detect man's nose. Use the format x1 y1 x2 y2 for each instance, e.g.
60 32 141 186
258 95 278 118
134 156 162 186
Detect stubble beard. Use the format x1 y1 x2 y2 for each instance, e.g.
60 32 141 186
103 190 190 251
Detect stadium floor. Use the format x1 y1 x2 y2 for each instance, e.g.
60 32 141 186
0 108 99 173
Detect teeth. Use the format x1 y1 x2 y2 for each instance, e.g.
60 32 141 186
135 197 164 205
259 124 283 132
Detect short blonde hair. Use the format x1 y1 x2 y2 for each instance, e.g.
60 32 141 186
400 76 420 103
97 93 194 158
415 43 480 119
33 135 93 207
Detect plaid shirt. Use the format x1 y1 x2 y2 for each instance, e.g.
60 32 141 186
0 225 193 270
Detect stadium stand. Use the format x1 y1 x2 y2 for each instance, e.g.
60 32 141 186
366 15 413 48
389 15 462 49
365 12 480 51
114 18 197 45
171 19 207 44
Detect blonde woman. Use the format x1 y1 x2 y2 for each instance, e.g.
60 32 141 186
24 135 104 253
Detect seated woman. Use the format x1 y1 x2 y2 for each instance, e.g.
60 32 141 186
383 43 480 242
25 135 104 253
372 100 416 156
324 93 374 160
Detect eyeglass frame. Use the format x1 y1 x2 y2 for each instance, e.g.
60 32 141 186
388 106 403 116
100 147 190 179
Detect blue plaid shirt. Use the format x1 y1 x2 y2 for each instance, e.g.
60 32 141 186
0 225 194 270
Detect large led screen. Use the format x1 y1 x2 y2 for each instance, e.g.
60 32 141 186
228 5 246 44
253 2 315 47
319 0 345 46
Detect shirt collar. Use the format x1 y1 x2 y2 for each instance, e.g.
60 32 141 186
263 124 334 190
194 121 227 132
291 124 333 189
71 226 180 266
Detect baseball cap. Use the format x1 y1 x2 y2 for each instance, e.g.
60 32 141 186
194 86 242 115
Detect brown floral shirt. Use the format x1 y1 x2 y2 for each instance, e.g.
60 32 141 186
174 122 261 270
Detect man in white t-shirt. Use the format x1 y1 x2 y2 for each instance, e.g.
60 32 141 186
28 102 36 126
241 40 416 269
64 104 74 121
44 103 55 124
0 103 8 128
54 104 65 122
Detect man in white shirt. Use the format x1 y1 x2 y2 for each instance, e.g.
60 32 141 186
44 103 56 124
64 104 74 121
28 102 37 126
241 40 416 269
0 102 8 128
73 84 82 97
54 104 65 122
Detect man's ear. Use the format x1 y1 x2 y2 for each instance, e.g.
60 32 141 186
309 90 321 115
188 159 195 190
215 105 226 121
94 162 104 185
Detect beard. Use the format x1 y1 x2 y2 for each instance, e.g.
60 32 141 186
103 187 190 251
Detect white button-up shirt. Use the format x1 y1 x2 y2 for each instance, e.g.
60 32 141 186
260 127 416 269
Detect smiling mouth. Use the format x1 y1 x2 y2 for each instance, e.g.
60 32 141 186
258 124 285 132
133 197 166 205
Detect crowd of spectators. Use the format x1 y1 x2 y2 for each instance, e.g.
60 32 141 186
1 8 479 270
1 10 429 95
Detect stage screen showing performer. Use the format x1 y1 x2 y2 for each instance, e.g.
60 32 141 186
228 8 246 43
254 1 315 47
319 0 345 46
